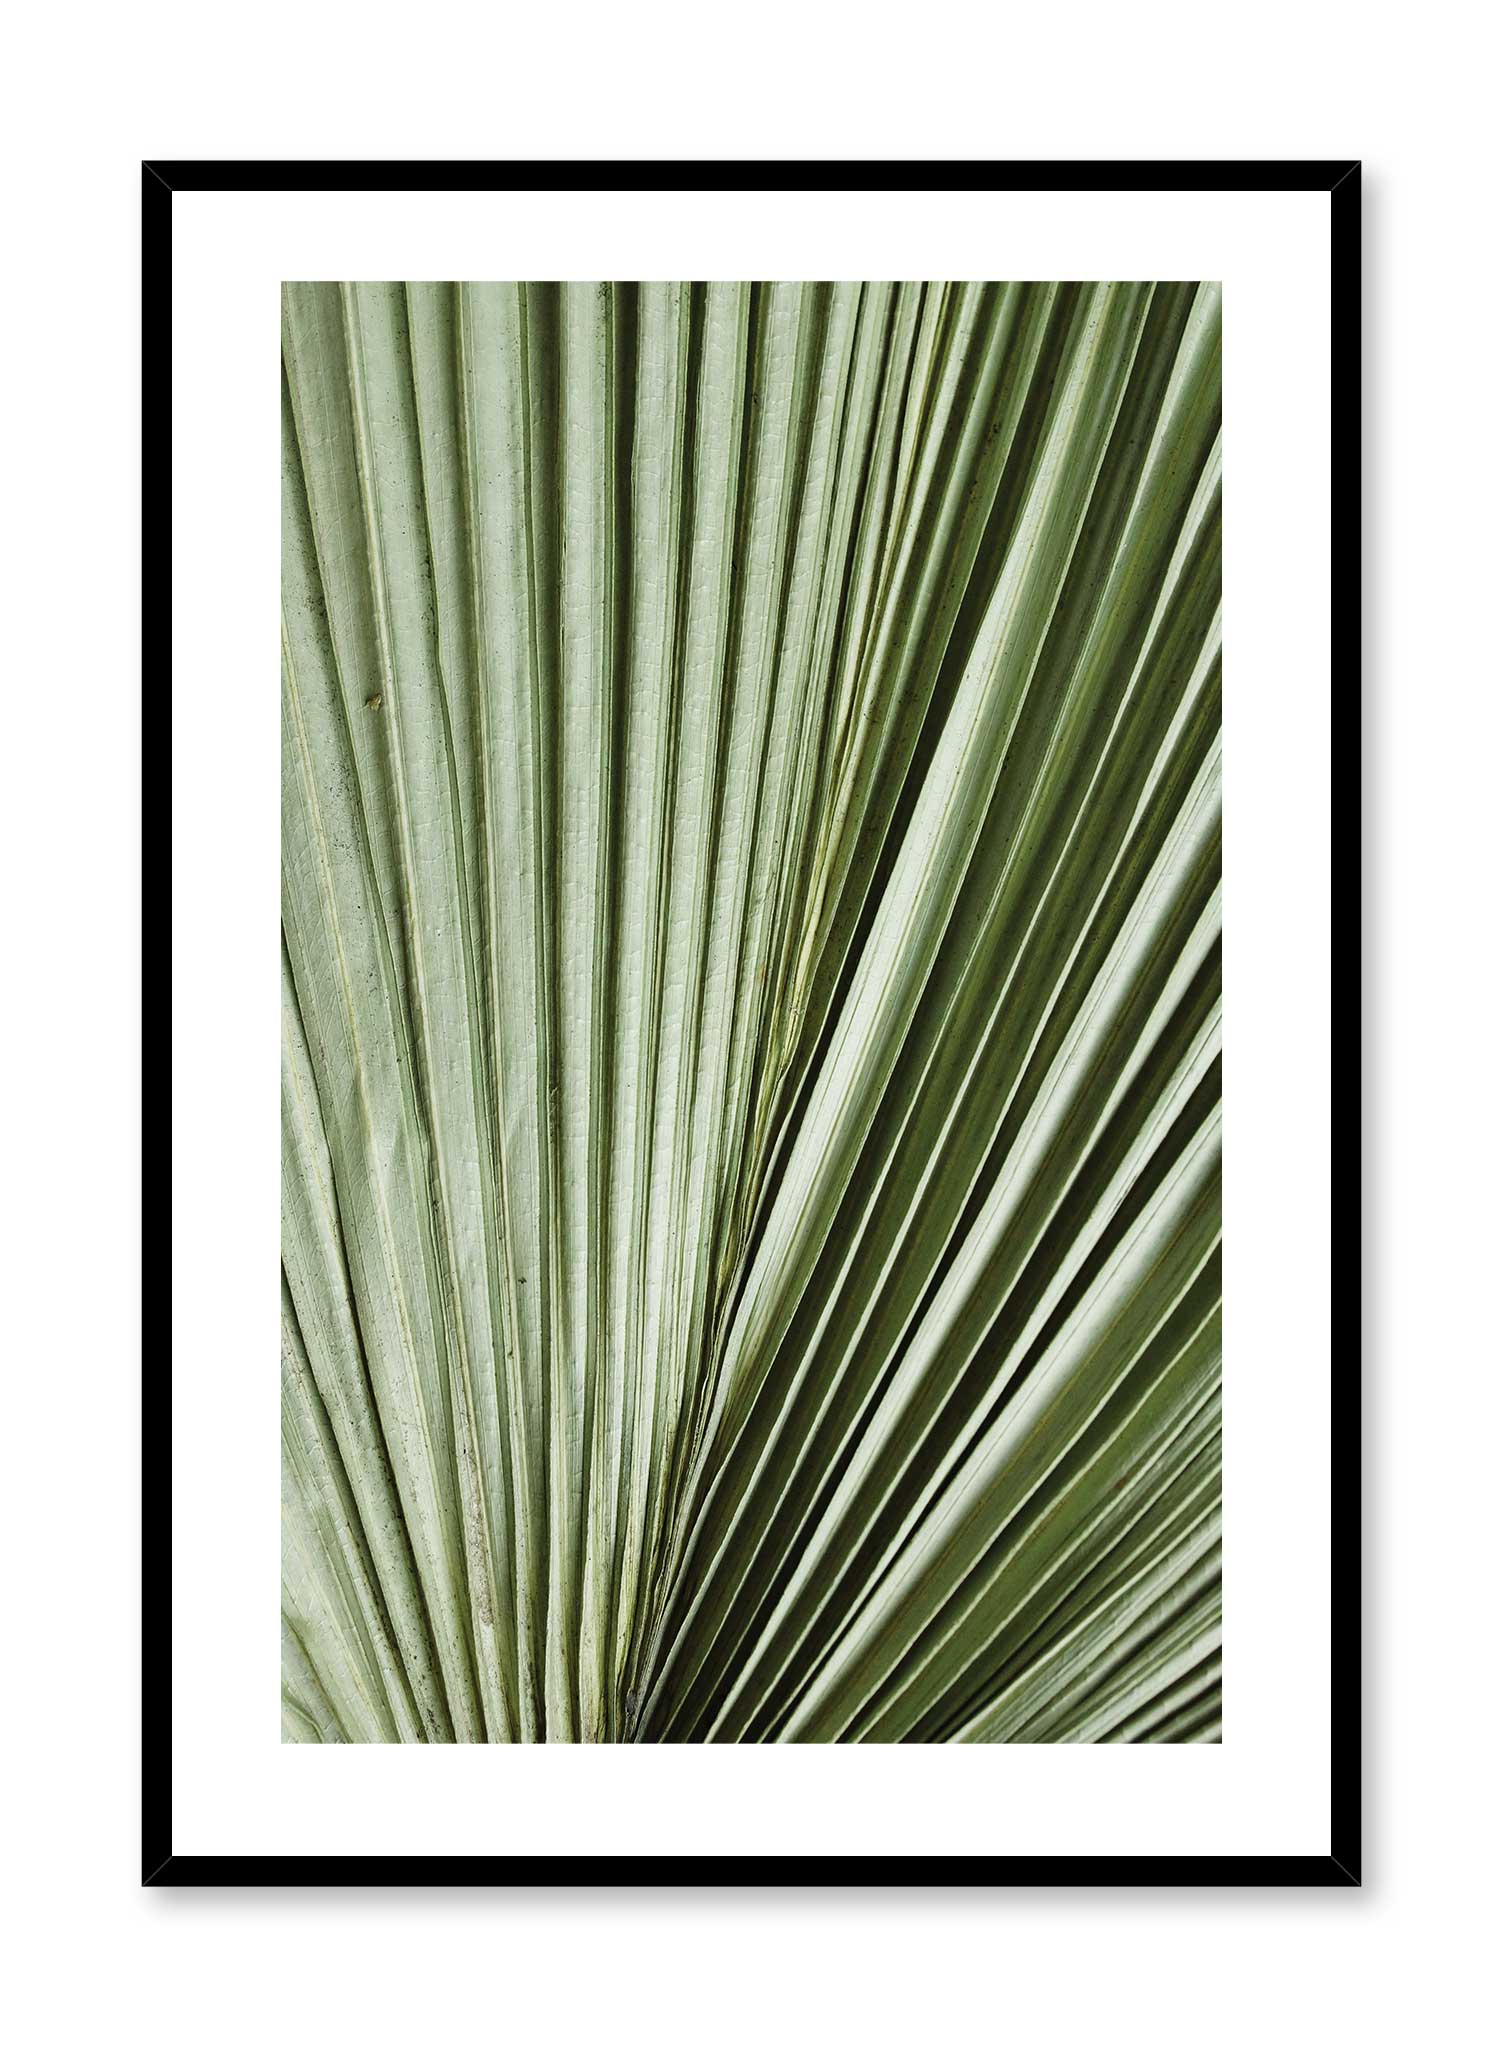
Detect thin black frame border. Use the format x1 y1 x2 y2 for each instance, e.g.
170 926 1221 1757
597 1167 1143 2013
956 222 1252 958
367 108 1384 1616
144 156 1360 1890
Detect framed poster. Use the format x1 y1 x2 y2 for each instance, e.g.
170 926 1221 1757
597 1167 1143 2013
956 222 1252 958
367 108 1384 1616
147 158 1358 1885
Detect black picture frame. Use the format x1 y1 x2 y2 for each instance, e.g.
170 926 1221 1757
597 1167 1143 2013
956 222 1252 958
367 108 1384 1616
144 156 1360 1889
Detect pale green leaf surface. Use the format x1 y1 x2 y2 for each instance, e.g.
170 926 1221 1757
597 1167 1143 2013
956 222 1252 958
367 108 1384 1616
281 280 1222 1743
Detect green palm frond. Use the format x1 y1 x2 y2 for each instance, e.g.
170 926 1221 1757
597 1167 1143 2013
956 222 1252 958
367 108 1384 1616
281 279 1221 1744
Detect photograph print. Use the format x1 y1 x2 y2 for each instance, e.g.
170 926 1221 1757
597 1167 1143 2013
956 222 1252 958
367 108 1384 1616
280 277 1223 1747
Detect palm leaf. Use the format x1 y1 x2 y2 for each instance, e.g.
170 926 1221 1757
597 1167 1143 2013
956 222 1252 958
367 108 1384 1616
281 279 1221 1744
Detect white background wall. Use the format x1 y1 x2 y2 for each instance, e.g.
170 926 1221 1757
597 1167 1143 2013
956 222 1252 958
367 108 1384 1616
0 7 1492 2043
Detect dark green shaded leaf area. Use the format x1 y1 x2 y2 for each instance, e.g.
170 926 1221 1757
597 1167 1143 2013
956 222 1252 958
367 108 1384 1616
282 280 1222 1744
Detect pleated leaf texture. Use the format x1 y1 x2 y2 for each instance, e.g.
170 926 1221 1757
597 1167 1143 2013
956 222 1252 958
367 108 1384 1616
282 279 1222 1745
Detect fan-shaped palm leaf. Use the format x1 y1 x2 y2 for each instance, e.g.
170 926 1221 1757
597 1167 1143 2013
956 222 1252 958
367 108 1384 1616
281 278 1221 1744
